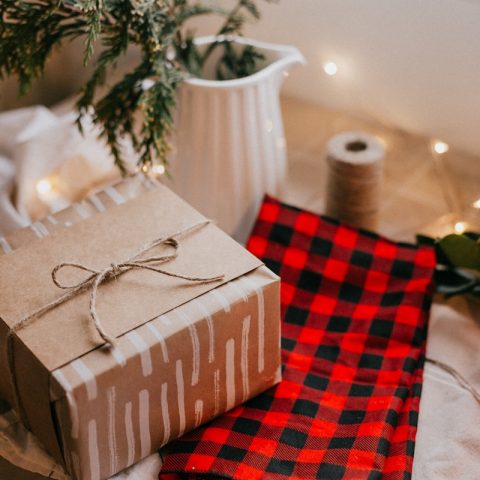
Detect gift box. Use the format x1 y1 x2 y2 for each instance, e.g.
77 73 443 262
0 182 281 480
0 174 160 254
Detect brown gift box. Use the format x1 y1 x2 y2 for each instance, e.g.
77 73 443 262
0 180 281 480
0 174 160 254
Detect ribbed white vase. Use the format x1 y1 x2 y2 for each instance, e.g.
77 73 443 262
167 36 304 243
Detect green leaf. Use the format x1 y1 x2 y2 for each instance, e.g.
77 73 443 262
416 234 436 247
434 266 479 297
438 234 480 270
0 0 274 173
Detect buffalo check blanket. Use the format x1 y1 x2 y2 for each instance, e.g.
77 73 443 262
159 196 436 480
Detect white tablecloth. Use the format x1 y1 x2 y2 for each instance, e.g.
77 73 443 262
412 296 480 479
1 104 479 480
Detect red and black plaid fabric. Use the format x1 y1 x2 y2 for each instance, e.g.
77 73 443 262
159 196 436 480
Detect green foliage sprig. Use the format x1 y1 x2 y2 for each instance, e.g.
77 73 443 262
0 0 273 173
417 232 480 298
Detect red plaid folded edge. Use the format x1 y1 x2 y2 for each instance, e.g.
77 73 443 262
159 195 436 480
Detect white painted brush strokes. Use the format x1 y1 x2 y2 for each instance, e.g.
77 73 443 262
161 383 171 445
229 278 248 302
107 387 118 476
104 185 126 205
111 346 127 367
214 369 221 416
241 316 251 402
192 298 215 363
242 276 265 373
88 193 106 212
139 390 151 458
30 222 46 238
226 339 236 411
88 420 100 480
211 288 231 313
35 221 49 236
175 308 200 386
146 322 169 363
125 402 135 466
72 202 90 219
71 359 97 401
0 237 12 253
176 360 186 436
194 399 204 428
159 313 172 326
126 331 153 377
142 177 158 190
46 214 58 225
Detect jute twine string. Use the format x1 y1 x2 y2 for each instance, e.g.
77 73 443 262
426 357 480 405
325 133 384 231
6 219 224 424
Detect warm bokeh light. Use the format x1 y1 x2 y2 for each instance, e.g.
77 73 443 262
454 221 467 234
151 164 165 175
323 61 338 76
433 141 449 155
36 178 53 196
472 198 480 209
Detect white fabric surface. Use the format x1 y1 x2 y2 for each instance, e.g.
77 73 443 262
413 296 480 479
0 104 119 235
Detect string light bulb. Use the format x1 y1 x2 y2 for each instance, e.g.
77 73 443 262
323 61 338 76
433 140 449 155
472 198 480 209
454 221 467 234
36 178 53 196
151 164 165 176
35 176 68 210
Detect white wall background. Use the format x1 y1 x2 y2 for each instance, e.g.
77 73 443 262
2 0 480 157
235 0 480 156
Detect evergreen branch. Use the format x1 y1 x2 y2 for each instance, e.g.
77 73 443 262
195 0 271 73
0 0 275 173
215 43 265 80
138 63 184 168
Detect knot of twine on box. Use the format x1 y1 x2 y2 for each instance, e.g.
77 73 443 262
7 219 224 424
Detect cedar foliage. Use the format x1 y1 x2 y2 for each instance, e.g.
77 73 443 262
0 0 273 173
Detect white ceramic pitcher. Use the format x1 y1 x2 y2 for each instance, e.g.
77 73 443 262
167 36 304 243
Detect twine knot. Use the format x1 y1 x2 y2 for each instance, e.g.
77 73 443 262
110 263 121 277
11 219 223 347
7 219 223 427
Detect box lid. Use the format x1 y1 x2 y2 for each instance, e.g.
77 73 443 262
0 184 262 382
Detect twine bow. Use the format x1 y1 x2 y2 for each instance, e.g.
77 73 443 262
6 219 223 424
10 219 224 347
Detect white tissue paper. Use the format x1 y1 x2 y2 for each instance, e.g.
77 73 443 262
0 103 125 235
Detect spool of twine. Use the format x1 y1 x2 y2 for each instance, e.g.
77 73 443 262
325 132 385 231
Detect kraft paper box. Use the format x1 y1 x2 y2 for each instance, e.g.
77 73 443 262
0 181 281 480
0 174 160 254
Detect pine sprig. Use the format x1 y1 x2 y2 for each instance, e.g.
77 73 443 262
215 43 265 81
0 0 275 172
